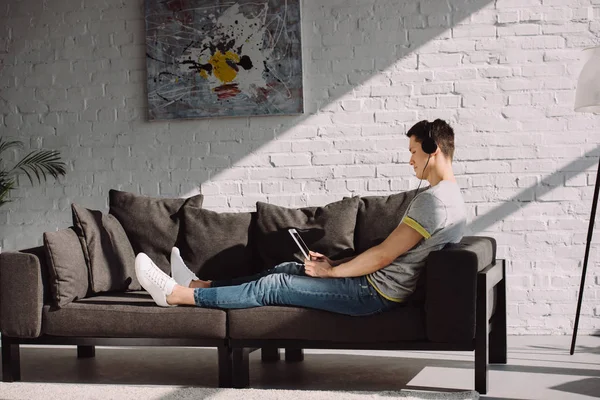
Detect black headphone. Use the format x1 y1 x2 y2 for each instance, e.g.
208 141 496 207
421 122 438 154
414 122 437 196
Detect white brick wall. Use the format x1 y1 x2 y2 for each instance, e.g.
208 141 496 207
0 0 599 335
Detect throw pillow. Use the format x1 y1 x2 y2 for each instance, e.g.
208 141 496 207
354 189 420 254
43 227 89 307
108 189 204 274
254 197 360 270
176 207 255 281
72 203 140 293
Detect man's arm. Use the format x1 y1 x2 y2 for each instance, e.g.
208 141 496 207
329 222 423 278
331 255 356 267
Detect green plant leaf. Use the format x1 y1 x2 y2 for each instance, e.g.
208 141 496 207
0 178 15 208
0 137 24 157
0 135 67 207
10 149 67 185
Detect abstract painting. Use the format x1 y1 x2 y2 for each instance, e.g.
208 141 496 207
144 0 303 120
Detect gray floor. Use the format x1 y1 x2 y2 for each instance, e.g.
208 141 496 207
0 335 598 399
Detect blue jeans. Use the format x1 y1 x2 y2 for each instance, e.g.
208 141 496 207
193 262 398 316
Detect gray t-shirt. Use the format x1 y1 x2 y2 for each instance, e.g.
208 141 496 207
366 180 466 302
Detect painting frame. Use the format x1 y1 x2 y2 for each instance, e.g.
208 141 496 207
144 0 304 121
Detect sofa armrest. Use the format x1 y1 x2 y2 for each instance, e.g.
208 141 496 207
0 250 44 338
425 236 496 343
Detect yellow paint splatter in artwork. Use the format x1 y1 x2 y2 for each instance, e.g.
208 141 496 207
209 50 240 83
199 70 208 79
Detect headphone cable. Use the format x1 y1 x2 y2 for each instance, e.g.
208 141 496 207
415 153 431 196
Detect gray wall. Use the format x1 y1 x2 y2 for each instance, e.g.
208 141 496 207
1 0 599 334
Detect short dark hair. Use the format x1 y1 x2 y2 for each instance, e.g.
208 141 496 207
406 119 455 161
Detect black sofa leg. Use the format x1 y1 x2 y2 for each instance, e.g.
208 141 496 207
218 346 233 388
475 338 488 395
489 323 507 364
261 347 280 363
475 272 488 394
232 348 250 388
285 348 304 362
77 345 95 358
1 336 21 382
490 261 507 364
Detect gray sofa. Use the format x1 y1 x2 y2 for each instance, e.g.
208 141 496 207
0 189 506 394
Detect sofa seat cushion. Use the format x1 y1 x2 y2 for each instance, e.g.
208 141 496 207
227 305 426 342
42 291 226 339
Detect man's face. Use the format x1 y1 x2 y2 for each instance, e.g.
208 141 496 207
409 136 429 179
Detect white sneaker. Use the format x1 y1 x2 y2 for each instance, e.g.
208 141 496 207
170 247 199 288
135 253 177 307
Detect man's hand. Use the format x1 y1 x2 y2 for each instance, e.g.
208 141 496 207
308 251 336 265
304 253 334 278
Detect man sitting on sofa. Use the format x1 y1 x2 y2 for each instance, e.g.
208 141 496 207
135 119 467 316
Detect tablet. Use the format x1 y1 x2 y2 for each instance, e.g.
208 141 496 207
288 228 310 260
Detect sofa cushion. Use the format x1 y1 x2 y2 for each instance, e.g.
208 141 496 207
108 189 204 274
43 227 89 307
176 206 255 281
227 305 426 342
354 189 420 254
254 197 360 269
72 204 140 293
42 291 226 339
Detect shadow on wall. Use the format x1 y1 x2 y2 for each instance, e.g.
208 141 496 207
467 146 600 235
132 0 494 192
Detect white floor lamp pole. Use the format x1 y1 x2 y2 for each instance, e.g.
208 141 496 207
571 45 600 355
